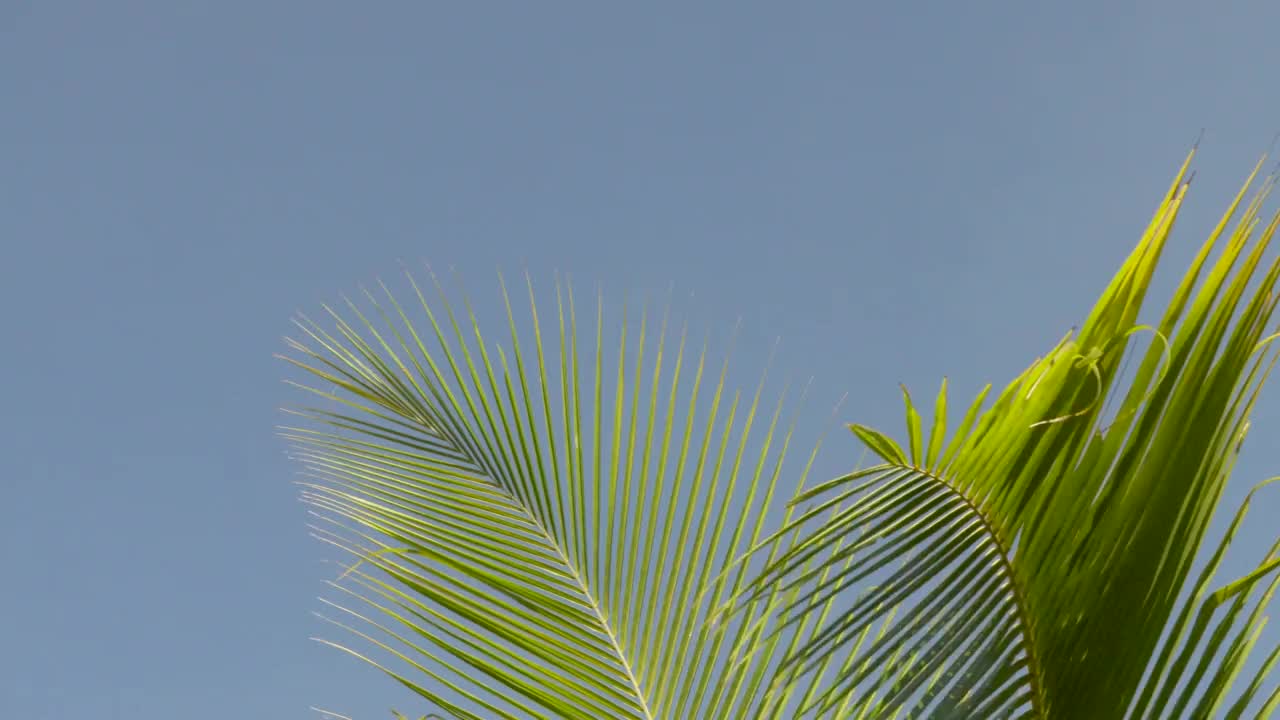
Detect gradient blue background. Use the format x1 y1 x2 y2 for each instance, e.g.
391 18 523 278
4 2 1280 718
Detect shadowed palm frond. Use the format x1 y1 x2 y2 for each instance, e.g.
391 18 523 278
735 150 1280 719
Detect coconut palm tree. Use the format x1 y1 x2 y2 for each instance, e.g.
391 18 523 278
282 149 1280 719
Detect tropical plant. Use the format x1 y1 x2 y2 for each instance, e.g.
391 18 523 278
281 150 1280 719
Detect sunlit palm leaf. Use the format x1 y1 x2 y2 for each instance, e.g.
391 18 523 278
281 272 839 718
739 150 1280 718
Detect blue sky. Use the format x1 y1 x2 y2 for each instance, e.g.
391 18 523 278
3 2 1280 718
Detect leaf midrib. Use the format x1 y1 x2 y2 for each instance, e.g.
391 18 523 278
898 463 1046 718
448 438 658 720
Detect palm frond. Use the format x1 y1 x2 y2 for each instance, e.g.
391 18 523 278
738 150 1280 718
281 271 837 718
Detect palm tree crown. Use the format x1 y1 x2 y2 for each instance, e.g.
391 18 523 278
284 150 1280 719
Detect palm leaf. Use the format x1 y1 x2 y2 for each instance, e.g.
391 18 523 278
281 271 842 718
736 150 1280 718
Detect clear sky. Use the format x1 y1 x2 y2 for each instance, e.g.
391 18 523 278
4 3 1280 718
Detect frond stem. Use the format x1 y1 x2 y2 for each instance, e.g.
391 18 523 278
440 435 657 719
905 463 1046 718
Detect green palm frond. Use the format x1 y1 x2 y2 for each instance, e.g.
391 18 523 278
281 271 846 719
737 151 1280 718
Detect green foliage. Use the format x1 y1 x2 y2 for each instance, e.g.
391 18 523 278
284 151 1280 718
